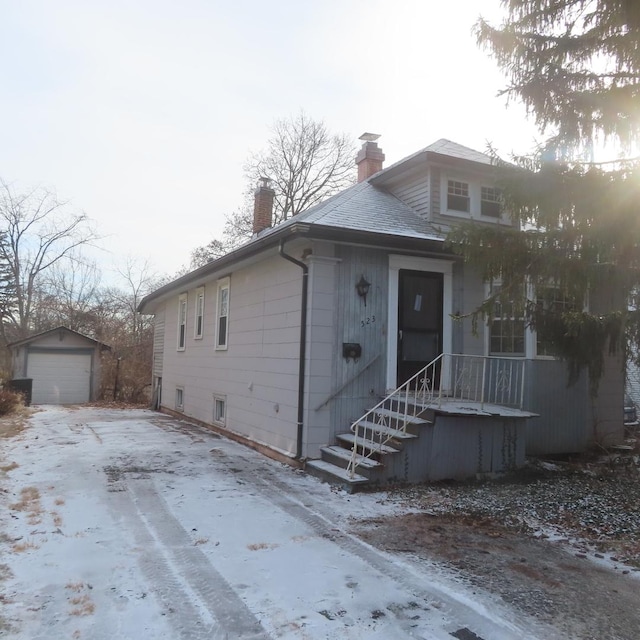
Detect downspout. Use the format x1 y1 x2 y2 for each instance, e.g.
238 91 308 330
278 238 308 460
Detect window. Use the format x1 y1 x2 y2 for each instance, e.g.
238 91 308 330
481 186 501 218
213 395 226 425
215 278 230 349
535 287 573 357
175 387 184 411
489 288 525 356
447 180 470 212
177 294 187 351
194 287 205 339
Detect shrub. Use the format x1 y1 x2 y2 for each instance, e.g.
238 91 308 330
0 389 24 416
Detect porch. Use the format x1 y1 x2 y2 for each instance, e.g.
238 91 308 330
306 354 537 489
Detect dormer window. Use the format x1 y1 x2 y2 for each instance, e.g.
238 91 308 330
447 180 470 212
481 186 501 218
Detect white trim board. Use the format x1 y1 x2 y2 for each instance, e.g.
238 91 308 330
386 255 454 390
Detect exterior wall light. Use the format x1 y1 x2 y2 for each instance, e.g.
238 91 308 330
356 275 371 307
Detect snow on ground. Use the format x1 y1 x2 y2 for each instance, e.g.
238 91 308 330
0 407 556 640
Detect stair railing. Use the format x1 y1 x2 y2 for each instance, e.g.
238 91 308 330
346 353 526 479
346 354 443 478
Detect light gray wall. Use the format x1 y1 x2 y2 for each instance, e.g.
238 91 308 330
387 166 430 219
328 245 389 436
303 247 339 457
152 309 165 378
160 252 306 457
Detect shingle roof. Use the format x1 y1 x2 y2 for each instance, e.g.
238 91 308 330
256 180 444 243
425 138 494 165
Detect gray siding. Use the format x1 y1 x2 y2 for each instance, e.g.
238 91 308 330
160 252 305 457
389 169 430 219
327 246 389 436
430 167 441 217
525 360 589 454
152 309 165 378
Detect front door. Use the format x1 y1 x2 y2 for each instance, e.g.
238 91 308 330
397 270 443 385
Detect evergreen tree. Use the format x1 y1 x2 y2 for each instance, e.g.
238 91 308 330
448 0 640 387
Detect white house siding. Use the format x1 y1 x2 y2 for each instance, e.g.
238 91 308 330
160 254 304 457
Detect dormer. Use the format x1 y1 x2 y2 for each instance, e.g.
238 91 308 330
370 138 512 229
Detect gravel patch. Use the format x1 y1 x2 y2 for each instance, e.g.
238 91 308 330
351 442 640 640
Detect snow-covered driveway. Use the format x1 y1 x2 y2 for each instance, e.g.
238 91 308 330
1 407 551 639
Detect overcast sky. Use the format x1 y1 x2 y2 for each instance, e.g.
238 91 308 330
0 0 539 284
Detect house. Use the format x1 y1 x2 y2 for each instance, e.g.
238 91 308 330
7 326 110 405
138 136 624 487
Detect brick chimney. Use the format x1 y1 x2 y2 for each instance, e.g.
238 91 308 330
356 133 385 182
253 177 275 234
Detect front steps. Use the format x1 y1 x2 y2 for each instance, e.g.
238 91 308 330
305 406 431 490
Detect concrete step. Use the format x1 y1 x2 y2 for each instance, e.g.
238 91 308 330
336 432 400 455
356 420 418 440
372 407 431 425
321 445 383 471
305 459 369 491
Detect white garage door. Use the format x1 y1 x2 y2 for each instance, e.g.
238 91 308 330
27 352 92 404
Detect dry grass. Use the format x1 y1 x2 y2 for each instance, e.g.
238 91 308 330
51 511 63 527
0 406 33 439
66 582 85 592
12 539 42 553
68 594 95 617
54 497 65 506
194 537 208 545
9 486 41 512
247 542 279 551
0 461 18 473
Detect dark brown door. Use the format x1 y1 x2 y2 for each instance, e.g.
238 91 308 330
397 270 443 385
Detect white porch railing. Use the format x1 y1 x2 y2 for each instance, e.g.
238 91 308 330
346 353 526 478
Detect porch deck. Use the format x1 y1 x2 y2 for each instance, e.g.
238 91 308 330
423 398 538 419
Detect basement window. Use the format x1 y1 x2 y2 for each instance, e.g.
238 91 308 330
213 395 226 425
175 387 184 411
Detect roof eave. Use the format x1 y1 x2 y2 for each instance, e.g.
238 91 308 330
139 223 451 314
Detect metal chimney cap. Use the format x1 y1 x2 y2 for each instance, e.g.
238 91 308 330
359 132 381 142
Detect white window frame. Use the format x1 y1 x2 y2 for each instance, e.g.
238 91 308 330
485 283 526 357
177 293 187 351
215 277 230 350
528 285 588 359
386 255 453 391
194 287 205 339
480 186 502 218
175 387 184 411
447 179 470 214
441 175 508 223
213 394 226 426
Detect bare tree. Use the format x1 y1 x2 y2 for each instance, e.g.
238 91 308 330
0 180 98 341
31 257 102 334
191 113 356 262
248 112 356 223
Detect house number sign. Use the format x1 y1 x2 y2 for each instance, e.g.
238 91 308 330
360 315 376 328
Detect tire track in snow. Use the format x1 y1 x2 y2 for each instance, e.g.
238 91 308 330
222 451 553 640
111 477 270 640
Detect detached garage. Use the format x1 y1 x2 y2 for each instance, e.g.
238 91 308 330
7 327 110 405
